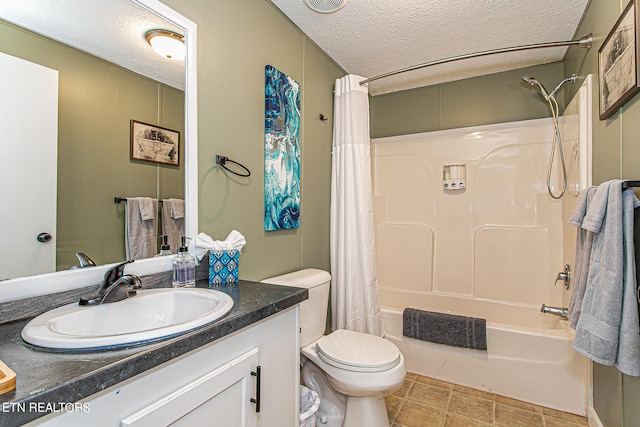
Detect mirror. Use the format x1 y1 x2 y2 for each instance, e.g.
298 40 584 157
0 0 198 302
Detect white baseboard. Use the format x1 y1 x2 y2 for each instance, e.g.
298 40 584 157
588 406 604 427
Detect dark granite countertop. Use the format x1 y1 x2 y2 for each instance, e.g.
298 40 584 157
0 279 307 427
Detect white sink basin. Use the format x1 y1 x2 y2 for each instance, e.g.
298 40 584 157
22 288 234 351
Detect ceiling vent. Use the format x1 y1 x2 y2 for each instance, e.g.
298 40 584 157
303 0 348 14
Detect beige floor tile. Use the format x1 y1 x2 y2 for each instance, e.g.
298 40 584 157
394 401 445 427
405 372 418 381
494 394 542 413
397 374 585 427
452 384 496 401
448 391 494 424
443 412 493 427
495 403 544 427
415 375 455 390
406 382 451 410
393 378 415 398
386 394 403 421
541 407 589 425
544 416 590 427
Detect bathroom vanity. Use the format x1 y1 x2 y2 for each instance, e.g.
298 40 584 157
0 279 306 427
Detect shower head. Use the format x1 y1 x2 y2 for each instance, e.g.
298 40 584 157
521 76 549 99
548 74 577 99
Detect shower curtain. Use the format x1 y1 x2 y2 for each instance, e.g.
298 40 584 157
330 74 384 336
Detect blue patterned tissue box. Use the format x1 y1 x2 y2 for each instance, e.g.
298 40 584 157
208 250 239 284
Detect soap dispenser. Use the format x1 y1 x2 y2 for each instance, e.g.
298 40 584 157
155 235 172 257
172 236 195 288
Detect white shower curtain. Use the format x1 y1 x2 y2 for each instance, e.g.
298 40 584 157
330 74 384 336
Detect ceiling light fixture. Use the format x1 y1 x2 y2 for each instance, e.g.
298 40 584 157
144 29 185 60
303 0 348 14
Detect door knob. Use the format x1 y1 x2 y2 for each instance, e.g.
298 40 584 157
36 232 53 243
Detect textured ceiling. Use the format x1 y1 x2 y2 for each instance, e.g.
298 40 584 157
1 1 590 95
270 0 590 95
0 0 184 90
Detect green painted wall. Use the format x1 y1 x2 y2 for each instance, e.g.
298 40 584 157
0 20 184 271
370 62 565 137
160 0 344 280
565 0 640 425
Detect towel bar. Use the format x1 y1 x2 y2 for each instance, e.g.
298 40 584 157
114 197 164 204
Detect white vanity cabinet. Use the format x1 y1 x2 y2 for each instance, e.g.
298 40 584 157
30 307 300 427
121 348 260 427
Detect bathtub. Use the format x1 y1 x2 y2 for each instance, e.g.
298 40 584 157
381 306 589 416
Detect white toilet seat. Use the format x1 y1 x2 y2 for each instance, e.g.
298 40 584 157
315 329 401 373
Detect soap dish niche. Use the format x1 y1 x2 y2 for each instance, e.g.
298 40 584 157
443 164 466 191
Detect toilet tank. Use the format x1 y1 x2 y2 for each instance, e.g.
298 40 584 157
261 269 331 347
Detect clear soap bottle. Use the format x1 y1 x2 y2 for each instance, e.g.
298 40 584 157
172 236 195 288
155 235 172 257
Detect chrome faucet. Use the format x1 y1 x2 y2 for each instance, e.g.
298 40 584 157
540 304 568 319
70 252 97 269
79 260 142 305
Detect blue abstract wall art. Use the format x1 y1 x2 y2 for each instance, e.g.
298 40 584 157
264 65 301 231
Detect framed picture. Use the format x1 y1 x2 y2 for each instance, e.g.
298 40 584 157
264 65 301 231
599 0 640 120
130 120 180 166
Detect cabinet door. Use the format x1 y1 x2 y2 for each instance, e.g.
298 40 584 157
121 348 259 427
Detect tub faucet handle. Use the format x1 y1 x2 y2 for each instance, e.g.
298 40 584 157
555 264 571 289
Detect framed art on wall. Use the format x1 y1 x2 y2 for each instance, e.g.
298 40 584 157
599 0 640 120
264 65 301 231
130 120 180 166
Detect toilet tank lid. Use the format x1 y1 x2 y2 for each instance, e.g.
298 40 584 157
260 268 331 289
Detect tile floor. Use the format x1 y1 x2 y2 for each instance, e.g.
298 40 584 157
385 373 589 427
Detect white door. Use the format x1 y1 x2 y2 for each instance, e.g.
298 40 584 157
0 52 58 280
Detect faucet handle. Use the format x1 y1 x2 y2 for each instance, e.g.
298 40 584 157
554 264 571 289
103 260 134 286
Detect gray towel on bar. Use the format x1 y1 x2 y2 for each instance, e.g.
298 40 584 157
572 181 640 376
568 186 597 328
403 308 487 350
162 198 185 254
125 197 158 260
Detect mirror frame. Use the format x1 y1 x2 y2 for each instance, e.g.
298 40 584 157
0 0 198 304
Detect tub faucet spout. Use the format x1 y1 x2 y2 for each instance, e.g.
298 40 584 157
540 304 568 319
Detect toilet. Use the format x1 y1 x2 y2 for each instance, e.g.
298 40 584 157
262 269 406 427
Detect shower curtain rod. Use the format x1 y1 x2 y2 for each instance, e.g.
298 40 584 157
359 34 592 85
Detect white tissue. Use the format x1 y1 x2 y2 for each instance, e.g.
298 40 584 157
194 231 246 261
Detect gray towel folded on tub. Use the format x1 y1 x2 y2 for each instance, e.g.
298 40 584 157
403 308 487 350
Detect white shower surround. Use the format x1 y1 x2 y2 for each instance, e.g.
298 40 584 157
371 77 592 416
373 119 569 308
